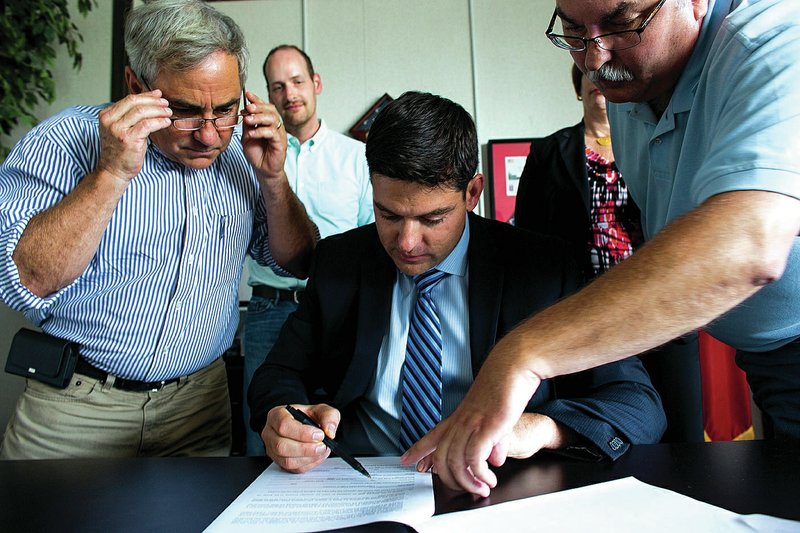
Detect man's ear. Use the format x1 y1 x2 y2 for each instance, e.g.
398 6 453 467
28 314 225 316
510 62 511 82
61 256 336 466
466 173 484 212
313 73 323 96
692 0 709 21
125 66 145 95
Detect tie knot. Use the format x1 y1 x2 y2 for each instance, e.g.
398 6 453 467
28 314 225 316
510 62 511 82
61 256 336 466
413 269 447 295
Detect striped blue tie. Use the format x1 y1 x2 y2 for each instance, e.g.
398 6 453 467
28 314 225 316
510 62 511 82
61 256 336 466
400 268 448 450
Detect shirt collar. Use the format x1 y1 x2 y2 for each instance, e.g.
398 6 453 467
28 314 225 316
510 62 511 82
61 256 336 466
671 0 727 113
287 118 328 152
431 214 470 278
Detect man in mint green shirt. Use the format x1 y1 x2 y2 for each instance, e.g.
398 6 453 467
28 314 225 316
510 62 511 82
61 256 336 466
243 45 373 455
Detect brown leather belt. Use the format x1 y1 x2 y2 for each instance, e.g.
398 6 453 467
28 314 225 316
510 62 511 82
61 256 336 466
251 285 303 304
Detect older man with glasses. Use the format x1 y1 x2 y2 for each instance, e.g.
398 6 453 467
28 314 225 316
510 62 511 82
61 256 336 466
404 0 800 497
0 0 316 459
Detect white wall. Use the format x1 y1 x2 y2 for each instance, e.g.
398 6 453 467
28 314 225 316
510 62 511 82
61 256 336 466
0 0 579 435
214 0 580 155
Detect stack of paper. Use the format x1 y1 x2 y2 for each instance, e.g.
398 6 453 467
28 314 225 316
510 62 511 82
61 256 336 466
205 457 433 532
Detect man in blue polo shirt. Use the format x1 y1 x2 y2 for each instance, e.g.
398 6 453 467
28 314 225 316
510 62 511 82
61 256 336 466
242 45 373 456
404 0 800 497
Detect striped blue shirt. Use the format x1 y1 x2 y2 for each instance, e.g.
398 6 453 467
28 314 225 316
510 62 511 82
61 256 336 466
0 104 281 380
357 216 472 454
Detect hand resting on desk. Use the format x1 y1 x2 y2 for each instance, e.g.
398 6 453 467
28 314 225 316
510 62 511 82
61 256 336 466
262 403 339 472
407 413 578 479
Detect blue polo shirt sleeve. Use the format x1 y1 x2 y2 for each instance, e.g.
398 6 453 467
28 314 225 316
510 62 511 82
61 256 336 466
692 1 800 205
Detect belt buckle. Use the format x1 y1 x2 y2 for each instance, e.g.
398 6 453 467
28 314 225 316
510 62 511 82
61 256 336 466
150 381 167 392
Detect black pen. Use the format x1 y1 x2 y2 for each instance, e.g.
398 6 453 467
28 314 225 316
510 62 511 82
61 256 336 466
285 404 371 479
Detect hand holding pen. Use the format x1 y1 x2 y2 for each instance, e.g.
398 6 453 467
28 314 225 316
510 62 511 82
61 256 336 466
262 403 370 478
285 405 371 478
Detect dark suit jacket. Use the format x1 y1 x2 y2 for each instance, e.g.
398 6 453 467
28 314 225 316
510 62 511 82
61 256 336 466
514 122 642 278
249 213 666 459
513 123 703 443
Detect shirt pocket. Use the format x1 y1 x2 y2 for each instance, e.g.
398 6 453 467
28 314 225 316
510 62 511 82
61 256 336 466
204 208 253 290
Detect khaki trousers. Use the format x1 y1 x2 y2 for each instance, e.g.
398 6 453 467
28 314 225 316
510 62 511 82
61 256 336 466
0 358 231 459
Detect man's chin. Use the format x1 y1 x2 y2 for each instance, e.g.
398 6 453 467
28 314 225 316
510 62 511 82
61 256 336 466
392 258 434 277
283 114 309 130
595 81 646 104
179 149 221 169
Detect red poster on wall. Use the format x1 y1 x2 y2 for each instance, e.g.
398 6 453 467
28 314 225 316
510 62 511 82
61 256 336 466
486 139 532 224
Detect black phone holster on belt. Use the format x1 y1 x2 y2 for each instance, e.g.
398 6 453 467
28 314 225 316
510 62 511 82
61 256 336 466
5 328 80 388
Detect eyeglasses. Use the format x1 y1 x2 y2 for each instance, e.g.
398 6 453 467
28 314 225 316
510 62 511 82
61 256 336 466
168 114 243 131
545 0 667 52
138 74 245 131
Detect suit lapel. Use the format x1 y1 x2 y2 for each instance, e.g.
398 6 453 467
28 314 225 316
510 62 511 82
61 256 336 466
336 231 395 402
559 122 590 215
467 214 503 376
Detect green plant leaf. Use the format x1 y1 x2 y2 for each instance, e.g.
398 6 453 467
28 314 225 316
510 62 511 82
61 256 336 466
0 0 97 161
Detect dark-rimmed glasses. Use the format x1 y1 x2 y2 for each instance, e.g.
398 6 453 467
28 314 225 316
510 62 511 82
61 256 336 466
545 0 668 52
139 75 245 131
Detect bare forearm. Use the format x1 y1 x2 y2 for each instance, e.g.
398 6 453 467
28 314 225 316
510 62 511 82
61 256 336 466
13 170 128 297
496 190 799 381
259 173 317 278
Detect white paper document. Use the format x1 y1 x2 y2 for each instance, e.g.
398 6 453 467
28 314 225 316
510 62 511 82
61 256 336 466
415 476 800 533
205 456 433 532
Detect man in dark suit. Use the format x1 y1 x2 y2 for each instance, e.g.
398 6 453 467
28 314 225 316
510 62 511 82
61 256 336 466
248 91 665 474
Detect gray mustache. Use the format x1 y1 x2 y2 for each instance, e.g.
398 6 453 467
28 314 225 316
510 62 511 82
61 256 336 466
587 64 635 83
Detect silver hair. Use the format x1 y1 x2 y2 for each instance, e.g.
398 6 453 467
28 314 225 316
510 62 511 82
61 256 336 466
124 0 249 86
